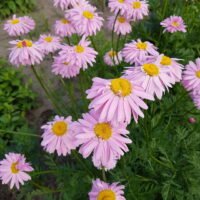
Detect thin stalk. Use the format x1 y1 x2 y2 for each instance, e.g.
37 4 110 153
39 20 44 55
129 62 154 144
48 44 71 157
102 168 107 182
0 129 40 138
65 36 71 45
89 36 97 52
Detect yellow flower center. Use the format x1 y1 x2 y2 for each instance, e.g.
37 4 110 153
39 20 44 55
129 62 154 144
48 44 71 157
118 0 125 3
11 162 19 174
75 45 85 53
132 2 142 9
63 62 69 65
94 123 112 140
108 50 117 58
11 19 20 24
143 63 160 76
117 16 126 23
136 42 147 50
61 19 70 24
52 121 68 136
160 56 172 66
17 40 33 48
97 189 116 200
111 78 132 96
45 36 53 43
83 11 94 19
196 70 200 78
172 21 179 27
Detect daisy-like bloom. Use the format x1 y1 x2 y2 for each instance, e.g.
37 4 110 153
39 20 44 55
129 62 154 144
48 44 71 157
75 111 132 170
53 0 79 10
104 50 122 66
126 0 149 21
108 0 129 15
4 15 35 37
0 153 33 189
107 15 132 35
37 34 61 55
190 89 200 110
41 116 78 156
86 77 153 123
9 39 44 67
71 0 90 7
160 16 187 33
122 39 158 65
182 58 200 91
68 5 104 36
52 55 80 78
89 179 126 200
124 59 173 99
58 36 98 70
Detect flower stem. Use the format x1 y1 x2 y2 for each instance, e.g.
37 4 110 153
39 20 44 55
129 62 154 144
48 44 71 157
102 168 107 182
89 36 97 52
0 129 40 138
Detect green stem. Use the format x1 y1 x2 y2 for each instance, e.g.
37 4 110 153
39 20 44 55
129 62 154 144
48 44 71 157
89 36 97 52
65 37 71 45
102 168 107 182
0 129 40 138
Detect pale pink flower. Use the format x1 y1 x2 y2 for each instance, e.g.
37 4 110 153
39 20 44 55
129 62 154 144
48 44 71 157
160 16 187 33
122 39 158 65
9 39 44 67
182 58 200 91
53 0 79 10
4 15 35 37
86 77 153 123
71 0 90 7
75 111 132 170
58 36 98 70
52 55 80 78
67 5 104 36
107 15 132 35
104 50 122 66
190 89 200 110
188 117 196 124
0 153 33 189
41 116 78 156
108 0 129 15
89 179 126 200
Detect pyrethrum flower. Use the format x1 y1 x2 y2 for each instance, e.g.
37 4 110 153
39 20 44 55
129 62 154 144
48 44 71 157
67 5 104 36
53 0 79 10
107 15 132 35
108 0 129 15
4 15 35 37
41 116 78 156
37 34 61 55
160 16 187 33
89 179 126 200
190 89 200 110
122 39 158 64
104 50 122 66
86 77 153 123
75 111 132 170
9 39 44 67
52 55 80 78
182 58 200 91
0 153 33 189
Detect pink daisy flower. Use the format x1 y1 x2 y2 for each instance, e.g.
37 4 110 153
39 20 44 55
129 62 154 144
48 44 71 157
52 55 80 78
107 15 132 35
124 60 174 99
67 5 104 36
104 50 122 66
182 58 200 91
89 179 126 200
0 153 33 189
41 116 78 156
86 77 153 123
122 39 158 65
37 34 61 55
160 16 187 33
53 0 79 10
75 111 132 170
58 36 98 70
190 89 200 110
71 0 90 7
108 0 129 15
4 15 35 37
126 0 149 21
9 39 44 67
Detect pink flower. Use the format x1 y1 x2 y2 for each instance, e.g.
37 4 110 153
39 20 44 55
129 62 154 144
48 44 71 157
126 0 149 21
9 39 44 67
182 58 200 91
52 55 80 78
37 34 61 55
71 0 90 7
89 179 126 200
67 5 104 36
107 15 132 35
160 16 187 33
86 77 153 123
4 15 35 37
0 153 33 189
188 117 196 124
190 89 200 110
75 111 132 170
104 50 122 66
41 116 78 156
122 39 158 65
58 36 98 70
124 60 174 99
108 0 129 15
53 0 79 10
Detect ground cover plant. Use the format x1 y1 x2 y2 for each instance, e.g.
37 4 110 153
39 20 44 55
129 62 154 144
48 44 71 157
0 0 200 199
